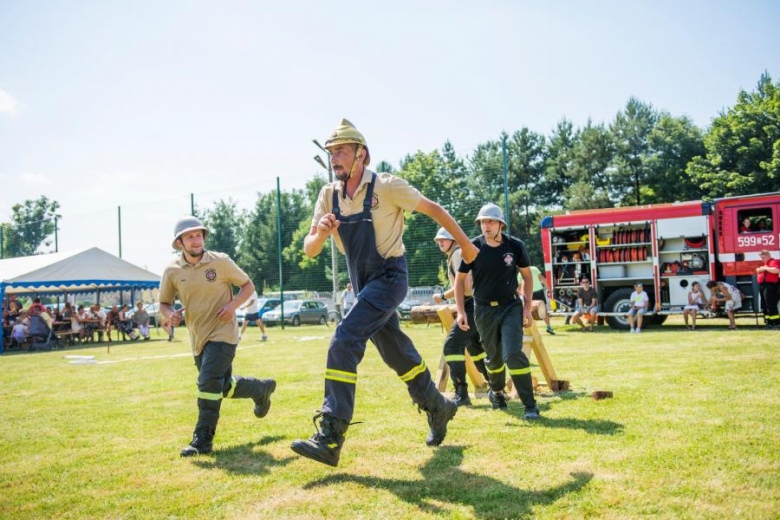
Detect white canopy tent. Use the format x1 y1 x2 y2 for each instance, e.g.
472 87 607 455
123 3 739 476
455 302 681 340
1 248 160 345
0 247 160 295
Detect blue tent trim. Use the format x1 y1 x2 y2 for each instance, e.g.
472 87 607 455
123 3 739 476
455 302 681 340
3 279 159 289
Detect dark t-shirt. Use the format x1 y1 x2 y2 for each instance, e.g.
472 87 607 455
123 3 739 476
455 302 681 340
459 233 531 301
577 287 597 306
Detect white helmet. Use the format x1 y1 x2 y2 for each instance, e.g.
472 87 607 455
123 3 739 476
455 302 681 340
433 227 455 242
475 203 506 226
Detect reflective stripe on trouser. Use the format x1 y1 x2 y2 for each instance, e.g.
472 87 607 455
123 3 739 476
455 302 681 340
760 282 780 325
194 341 270 431
443 297 489 386
322 291 436 422
474 300 535 408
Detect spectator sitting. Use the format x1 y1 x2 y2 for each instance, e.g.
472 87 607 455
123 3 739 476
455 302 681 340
71 305 86 341
117 304 139 340
39 307 54 330
683 281 707 331
27 309 54 347
572 278 598 332
557 253 575 284
738 217 752 234
706 280 742 330
133 302 151 341
29 297 46 314
106 305 121 343
627 282 649 333
91 304 107 342
11 319 27 349
62 302 74 320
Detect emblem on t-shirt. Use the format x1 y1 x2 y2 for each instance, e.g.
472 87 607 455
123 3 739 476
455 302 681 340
371 194 379 209
205 268 217 282
503 253 514 267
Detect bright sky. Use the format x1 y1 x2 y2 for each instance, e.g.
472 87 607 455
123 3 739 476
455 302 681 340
1 0 779 277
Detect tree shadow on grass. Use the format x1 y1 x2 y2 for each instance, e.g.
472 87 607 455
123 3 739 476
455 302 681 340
191 435 294 475
304 445 592 519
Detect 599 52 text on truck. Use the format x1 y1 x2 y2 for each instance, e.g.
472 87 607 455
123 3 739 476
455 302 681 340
540 192 780 330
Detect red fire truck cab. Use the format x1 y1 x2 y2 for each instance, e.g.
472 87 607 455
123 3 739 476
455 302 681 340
540 192 780 329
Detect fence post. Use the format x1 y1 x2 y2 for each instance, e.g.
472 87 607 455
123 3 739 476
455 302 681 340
502 135 510 235
118 206 123 258
191 193 195 216
276 177 284 330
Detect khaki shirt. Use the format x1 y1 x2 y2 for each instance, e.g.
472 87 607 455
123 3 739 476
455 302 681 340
159 250 250 355
312 169 422 259
447 248 473 297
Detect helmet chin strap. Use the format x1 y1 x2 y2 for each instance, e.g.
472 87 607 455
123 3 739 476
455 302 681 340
346 144 364 180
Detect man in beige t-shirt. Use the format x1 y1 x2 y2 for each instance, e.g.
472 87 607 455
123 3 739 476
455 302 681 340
160 216 276 457
291 119 479 467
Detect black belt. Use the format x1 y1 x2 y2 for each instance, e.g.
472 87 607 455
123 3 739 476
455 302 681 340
474 294 519 307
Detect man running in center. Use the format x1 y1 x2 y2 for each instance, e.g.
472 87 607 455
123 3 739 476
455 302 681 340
291 119 479 467
454 203 541 419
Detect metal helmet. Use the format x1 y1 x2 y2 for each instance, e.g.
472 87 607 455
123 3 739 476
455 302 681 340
475 203 506 226
324 118 371 166
172 216 209 250
433 227 455 242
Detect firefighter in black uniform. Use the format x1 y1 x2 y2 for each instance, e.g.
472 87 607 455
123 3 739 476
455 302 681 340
433 227 490 406
290 119 479 467
160 216 277 457
454 203 540 419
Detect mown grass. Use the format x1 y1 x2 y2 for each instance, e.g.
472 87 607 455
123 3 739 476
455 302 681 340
0 317 778 519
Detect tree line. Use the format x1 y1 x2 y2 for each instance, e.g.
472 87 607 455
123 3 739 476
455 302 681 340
3 73 779 292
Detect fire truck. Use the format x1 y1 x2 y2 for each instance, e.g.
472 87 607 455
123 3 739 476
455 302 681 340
540 192 780 329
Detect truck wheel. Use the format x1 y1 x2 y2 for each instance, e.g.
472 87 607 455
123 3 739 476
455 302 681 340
604 288 634 330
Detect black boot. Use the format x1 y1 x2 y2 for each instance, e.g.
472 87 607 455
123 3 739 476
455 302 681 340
290 413 350 467
253 379 277 418
421 391 458 447
488 389 508 410
180 427 214 457
452 383 472 407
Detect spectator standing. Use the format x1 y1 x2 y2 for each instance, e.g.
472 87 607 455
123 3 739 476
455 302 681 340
683 281 707 330
627 282 649 333
706 280 742 330
339 282 356 315
519 265 555 335
756 249 780 329
572 278 598 332
239 290 267 342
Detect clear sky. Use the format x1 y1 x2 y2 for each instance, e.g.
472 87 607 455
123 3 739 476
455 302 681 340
1 0 779 276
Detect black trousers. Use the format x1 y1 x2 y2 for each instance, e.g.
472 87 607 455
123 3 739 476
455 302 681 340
194 341 268 433
760 282 780 325
474 300 536 408
443 298 489 387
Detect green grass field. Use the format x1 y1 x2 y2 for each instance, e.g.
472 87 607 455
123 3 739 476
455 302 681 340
1 317 778 519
